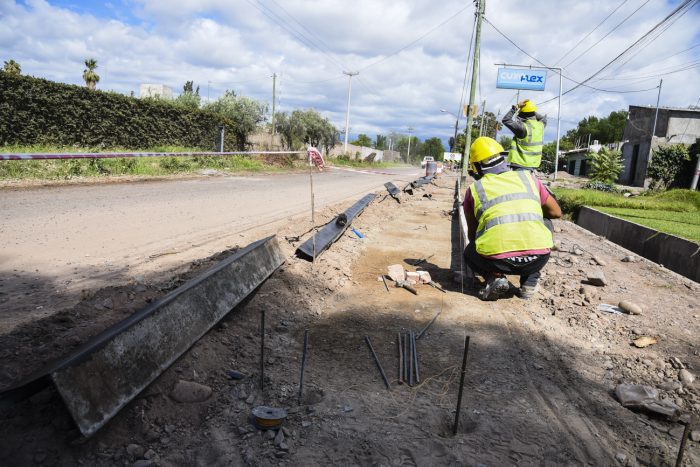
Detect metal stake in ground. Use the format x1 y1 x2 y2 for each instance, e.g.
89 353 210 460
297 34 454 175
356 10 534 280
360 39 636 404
398 332 404 385
408 331 414 387
298 329 309 406
403 331 409 382
365 336 391 390
452 335 471 436
412 331 420 384
675 421 692 467
260 308 266 390
417 311 441 340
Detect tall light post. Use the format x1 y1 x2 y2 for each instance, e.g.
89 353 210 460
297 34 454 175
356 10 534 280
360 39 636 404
343 71 359 154
440 109 459 151
406 127 414 163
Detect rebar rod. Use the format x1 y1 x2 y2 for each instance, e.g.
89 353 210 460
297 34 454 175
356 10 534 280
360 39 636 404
417 311 441 340
412 331 420 384
260 308 266 390
398 332 404 385
403 331 409 382
365 336 391 390
453 335 470 436
298 329 309 405
675 421 692 467
408 331 414 387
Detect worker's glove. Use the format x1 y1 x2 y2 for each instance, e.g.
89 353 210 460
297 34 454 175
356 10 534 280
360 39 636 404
511 104 518 111
517 99 530 109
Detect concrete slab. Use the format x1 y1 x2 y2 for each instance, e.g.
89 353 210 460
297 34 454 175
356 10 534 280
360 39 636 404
50 235 285 436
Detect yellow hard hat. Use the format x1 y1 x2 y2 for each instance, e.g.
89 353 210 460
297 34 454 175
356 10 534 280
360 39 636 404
518 99 537 113
469 137 504 172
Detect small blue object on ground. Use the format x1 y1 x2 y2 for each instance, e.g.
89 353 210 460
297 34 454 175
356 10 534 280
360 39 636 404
351 228 364 238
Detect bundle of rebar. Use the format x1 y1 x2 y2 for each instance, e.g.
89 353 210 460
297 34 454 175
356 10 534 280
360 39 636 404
399 330 420 387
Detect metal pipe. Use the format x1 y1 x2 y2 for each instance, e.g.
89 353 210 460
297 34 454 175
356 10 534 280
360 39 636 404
408 331 414 386
675 421 692 467
298 329 309 405
398 333 404 385
260 307 266 390
452 335 471 435
412 331 420 384
417 311 441 340
365 336 391 390
404 331 409 382
382 275 390 293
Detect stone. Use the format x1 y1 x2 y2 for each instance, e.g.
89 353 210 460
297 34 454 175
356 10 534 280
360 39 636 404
245 394 256 405
659 381 682 392
618 301 642 315
143 449 157 461
615 383 681 418
274 429 285 447
586 270 607 287
265 429 276 440
170 380 212 403
621 255 637 263
615 452 627 464
573 247 584 256
633 336 657 348
669 357 685 370
679 369 696 386
691 430 700 442
132 461 153 467
126 444 145 459
102 298 114 309
301 420 311 428
592 256 607 266
387 264 405 282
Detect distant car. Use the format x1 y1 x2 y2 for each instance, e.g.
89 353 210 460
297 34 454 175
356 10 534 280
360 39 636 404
421 156 434 168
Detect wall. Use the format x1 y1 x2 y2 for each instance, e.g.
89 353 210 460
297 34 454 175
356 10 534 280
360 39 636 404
577 207 699 283
328 143 384 161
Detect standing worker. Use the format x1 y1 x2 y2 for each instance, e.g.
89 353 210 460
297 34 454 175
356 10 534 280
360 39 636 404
463 137 561 301
502 99 547 171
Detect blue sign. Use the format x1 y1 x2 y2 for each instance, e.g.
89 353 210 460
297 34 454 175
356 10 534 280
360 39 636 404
496 68 547 91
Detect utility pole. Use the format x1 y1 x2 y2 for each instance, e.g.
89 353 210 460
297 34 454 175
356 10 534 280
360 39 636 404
494 108 501 140
407 127 414 163
270 73 277 148
343 71 359 154
651 79 663 139
462 0 485 179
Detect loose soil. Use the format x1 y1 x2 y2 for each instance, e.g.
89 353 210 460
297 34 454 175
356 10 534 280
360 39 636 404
1 174 699 466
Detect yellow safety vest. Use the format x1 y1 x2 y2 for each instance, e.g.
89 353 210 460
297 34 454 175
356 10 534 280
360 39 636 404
469 171 553 256
508 119 544 169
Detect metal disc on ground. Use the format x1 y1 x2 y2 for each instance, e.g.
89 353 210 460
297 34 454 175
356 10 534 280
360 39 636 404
251 406 288 430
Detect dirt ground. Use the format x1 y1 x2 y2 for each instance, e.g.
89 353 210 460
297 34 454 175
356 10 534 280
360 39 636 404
1 173 699 466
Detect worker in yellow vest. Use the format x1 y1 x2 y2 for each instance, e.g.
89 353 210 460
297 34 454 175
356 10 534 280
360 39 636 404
502 99 546 170
463 137 561 300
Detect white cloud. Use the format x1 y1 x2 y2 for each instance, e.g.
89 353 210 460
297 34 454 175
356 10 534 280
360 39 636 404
1 0 698 144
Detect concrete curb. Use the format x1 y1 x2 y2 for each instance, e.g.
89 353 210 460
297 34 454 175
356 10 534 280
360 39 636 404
577 206 699 283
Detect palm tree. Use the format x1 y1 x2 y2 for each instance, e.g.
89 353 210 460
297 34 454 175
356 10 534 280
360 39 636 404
83 58 100 90
3 59 21 75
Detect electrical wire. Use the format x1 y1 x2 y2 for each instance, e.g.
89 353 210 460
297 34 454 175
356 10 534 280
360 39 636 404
562 0 651 69
537 0 698 106
552 0 629 66
357 4 472 72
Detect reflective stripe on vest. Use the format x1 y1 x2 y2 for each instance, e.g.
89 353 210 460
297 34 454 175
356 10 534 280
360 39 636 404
469 170 553 256
508 119 544 168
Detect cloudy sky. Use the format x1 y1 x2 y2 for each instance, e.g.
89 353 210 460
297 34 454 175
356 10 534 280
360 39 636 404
1 0 699 145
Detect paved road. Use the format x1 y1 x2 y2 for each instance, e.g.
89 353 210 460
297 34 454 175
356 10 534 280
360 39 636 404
0 167 421 330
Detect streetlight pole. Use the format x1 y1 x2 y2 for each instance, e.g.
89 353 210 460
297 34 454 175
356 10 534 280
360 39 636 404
407 127 414 163
343 71 359 154
441 109 459 151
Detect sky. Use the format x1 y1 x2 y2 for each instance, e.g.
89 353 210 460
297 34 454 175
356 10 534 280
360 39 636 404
1 0 699 146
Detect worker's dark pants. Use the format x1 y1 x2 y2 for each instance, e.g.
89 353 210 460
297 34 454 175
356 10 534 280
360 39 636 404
463 242 550 287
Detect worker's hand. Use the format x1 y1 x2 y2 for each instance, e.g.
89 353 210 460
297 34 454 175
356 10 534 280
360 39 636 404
511 104 518 111
517 99 530 109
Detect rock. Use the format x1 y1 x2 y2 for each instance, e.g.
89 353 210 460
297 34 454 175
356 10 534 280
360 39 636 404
586 270 607 286
126 444 145 459
164 424 175 434
245 394 256 405
227 370 246 380
621 255 637 263
669 357 685 370
618 301 642 315
679 369 696 386
274 429 285 447
132 461 153 467
274 451 288 458
659 381 682 392
170 380 212 403
301 421 311 428
143 449 157 461
102 298 113 309
387 264 405 282
633 336 657 348
615 452 627 464
691 430 700 442
592 256 607 266
279 441 289 451
615 383 681 418
573 247 584 256
265 429 276 440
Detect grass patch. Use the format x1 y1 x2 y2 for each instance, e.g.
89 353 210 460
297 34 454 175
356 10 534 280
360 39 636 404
0 145 268 180
597 207 700 244
553 188 700 244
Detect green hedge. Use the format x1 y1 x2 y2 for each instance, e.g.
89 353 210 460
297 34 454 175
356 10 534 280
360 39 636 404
0 73 239 150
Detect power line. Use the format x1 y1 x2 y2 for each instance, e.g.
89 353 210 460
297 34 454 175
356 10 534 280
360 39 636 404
357 5 471 72
552 0 629 66
538 0 698 106
456 12 478 128
562 0 651 69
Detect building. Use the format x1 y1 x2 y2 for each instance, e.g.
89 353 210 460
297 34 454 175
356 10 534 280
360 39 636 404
139 84 173 99
620 105 700 186
562 141 623 177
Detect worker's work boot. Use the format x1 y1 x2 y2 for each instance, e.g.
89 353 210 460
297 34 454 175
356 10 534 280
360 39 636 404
478 275 510 301
519 274 540 300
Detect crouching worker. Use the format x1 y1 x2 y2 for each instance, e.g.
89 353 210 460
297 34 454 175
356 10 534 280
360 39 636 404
463 137 562 301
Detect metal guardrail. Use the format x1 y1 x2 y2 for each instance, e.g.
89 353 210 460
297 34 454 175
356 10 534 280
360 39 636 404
0 150 306 161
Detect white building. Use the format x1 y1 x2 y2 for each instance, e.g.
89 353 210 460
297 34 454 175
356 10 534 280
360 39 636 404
139 84 173 99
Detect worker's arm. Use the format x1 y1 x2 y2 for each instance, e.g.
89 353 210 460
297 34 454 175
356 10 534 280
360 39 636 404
535 113 547 126
542 193 562 219
502 106 527 139
466 207 478 242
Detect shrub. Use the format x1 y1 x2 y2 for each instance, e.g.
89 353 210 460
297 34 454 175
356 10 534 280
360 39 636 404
589 147 622 184
647 144 691 190
584 181 618 192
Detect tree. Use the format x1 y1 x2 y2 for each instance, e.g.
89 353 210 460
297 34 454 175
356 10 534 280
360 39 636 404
541 139 574 173
421 137 445 161
205 90 267 150
394 135 422 164
351 134 372 147
498 135 513 151
2 59 21 75
589 147 623 184
274 109 337 153
564 110 628 146
175 80 201 110
647 144 691 190
474 111 501 139
82 58 100 90
375 134 387 150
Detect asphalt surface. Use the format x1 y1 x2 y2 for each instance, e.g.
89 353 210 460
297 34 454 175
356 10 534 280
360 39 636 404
0 167 421 330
